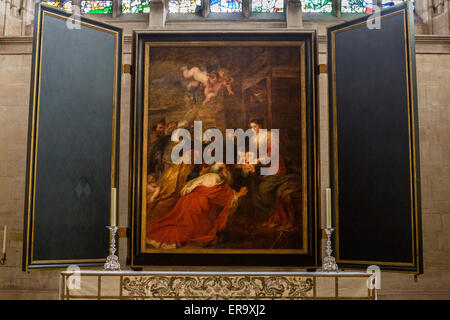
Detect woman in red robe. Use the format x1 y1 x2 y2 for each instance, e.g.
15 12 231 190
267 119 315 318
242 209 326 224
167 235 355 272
248 119 299 231
147 165 247 249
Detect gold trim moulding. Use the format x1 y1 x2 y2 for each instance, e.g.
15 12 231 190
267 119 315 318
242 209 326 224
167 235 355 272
133 30 317 36
60 272 373 278
118 227 128 238
131 32 320 267
31 258 106 264
146 41 308 47
128 264 322 270
43 10 120 35
140 40 310 256
62 295 374 300
142 249 308 254
318 64 328 74
123 64 133 74
28 265 106 272
336 258 415 267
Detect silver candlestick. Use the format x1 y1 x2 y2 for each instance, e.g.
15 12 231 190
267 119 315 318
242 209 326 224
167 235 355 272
104 226 121 271
322 228 338 272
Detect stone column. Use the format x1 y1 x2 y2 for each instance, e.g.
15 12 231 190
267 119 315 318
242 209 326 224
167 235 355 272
0 0 7 35
431 0 450 34
149 0 167 29
202 0 210 18
242 0 250 18
4 0 23 36
333 0 341 18
286 0 302 28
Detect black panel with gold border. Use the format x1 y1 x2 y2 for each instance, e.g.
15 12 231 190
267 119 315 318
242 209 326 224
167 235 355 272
23 4 123 271
327 2 423 273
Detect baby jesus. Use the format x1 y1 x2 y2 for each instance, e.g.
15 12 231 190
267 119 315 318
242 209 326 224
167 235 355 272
181 66 234 106
235 151 257 174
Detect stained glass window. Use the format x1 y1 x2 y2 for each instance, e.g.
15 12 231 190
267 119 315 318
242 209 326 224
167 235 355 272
122 0 151 13
252 0 284 12
210 0 242 13
169 0 201 13
42 1 73 12
341 0 367 13
381 0 414 10
302 0 332 13
81 1 113 13
341 0 412 13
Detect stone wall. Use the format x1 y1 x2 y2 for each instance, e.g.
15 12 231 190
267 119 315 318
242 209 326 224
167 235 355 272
430 0 450 34
321 37 450 300
0 2 449 299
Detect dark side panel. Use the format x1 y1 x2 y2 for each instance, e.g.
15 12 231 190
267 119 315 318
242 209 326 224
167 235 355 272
23 4 122 270
328 3 422 273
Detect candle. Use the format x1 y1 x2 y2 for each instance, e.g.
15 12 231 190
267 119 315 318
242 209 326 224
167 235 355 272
2 225 6 254
326 188 332 229
111 188 117 227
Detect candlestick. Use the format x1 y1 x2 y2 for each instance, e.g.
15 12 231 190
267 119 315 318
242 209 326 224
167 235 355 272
326 188 332 229
104 226 120 271
111 188 117 227
2 225 6 255
322 228 338 272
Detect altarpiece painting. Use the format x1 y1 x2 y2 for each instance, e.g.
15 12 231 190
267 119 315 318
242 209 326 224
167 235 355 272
143 43 308 253
130 32 320 267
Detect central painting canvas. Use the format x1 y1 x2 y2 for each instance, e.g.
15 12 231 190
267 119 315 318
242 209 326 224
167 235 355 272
131 32 319 267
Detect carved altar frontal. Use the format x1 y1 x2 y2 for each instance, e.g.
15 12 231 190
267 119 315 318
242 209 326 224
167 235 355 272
60 271 376 300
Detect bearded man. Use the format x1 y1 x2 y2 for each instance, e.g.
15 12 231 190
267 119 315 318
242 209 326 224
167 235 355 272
146 164 247 249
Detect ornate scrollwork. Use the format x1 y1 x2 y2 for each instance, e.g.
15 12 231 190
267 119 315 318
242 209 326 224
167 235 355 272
122 275 314 300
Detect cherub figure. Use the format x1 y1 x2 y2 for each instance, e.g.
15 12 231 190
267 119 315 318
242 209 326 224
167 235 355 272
146 174 161 207
181 66 234 106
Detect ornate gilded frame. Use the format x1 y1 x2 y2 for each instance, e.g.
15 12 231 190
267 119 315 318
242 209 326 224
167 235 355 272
129 30 321 268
